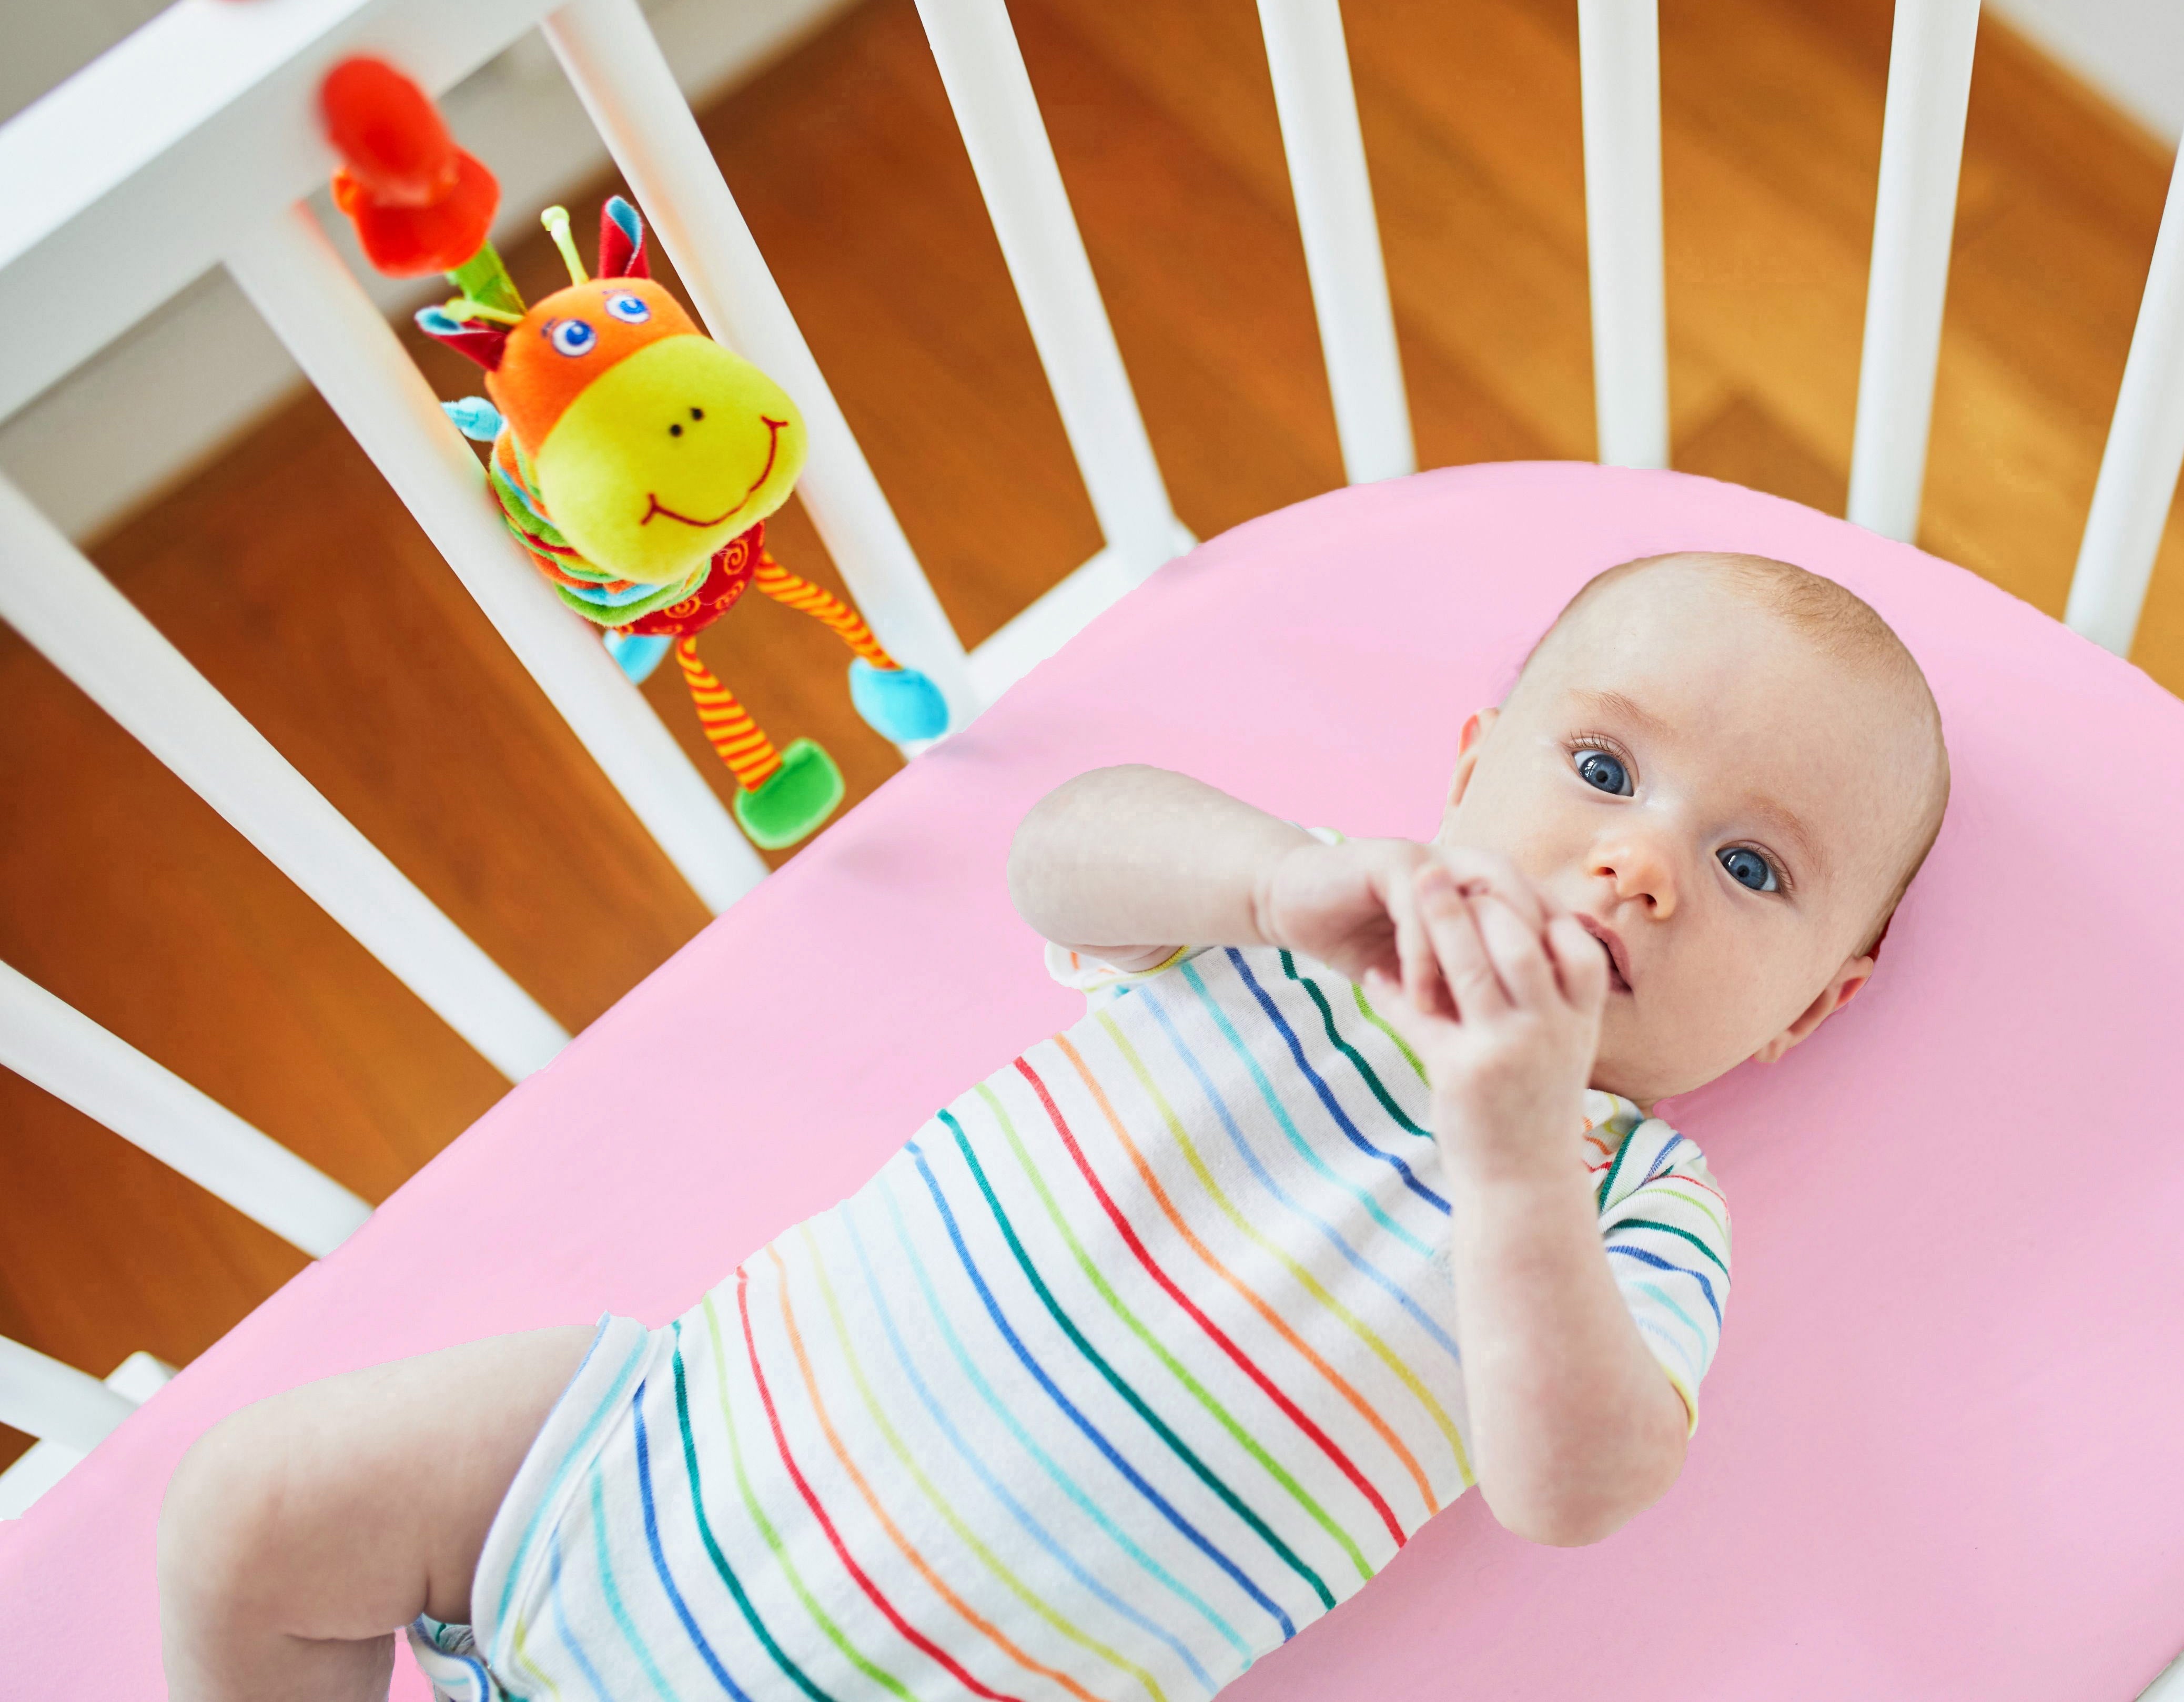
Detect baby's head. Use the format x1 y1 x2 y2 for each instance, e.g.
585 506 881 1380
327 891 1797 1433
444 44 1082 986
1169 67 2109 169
1439 551 1949 1107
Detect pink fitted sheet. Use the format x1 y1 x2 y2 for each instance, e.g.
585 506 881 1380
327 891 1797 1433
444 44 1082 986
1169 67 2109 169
5 463 2180 1699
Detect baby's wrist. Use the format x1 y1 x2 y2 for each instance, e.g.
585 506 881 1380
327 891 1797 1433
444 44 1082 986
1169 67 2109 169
1430 1099 1580 1192
1247 838 1326 950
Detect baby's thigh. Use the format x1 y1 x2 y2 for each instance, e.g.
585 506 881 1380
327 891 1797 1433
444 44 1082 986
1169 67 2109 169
161 1326 596 1643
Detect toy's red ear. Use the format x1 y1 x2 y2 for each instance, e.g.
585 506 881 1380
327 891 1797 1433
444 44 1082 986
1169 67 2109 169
416 305 508 371
599 195 650 280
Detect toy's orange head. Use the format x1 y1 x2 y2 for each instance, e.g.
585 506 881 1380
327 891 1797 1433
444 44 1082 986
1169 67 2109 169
419 198 806 585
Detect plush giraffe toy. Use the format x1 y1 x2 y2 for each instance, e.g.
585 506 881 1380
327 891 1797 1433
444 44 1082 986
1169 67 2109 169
322 59 947 849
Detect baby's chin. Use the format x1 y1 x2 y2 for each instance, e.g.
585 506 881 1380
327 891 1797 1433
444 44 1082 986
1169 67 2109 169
1590 1041 1757 1115
1588 1021 1715 1113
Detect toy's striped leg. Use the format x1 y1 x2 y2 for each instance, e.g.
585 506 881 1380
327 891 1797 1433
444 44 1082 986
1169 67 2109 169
673 636 781 791
671 637 844 850
753 554 899 667
754 552 951 741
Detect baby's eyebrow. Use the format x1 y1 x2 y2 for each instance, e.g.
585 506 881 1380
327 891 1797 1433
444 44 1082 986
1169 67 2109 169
1743 793 1827 877
1573 688 1673 737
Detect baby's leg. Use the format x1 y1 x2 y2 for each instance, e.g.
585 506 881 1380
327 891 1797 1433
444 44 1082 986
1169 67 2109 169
159 1325 594 1702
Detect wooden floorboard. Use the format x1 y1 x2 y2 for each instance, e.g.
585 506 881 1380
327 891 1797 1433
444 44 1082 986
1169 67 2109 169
4 0 2179 1470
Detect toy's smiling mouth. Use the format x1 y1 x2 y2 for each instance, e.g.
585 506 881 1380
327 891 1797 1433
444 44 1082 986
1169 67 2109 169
639 416 787 529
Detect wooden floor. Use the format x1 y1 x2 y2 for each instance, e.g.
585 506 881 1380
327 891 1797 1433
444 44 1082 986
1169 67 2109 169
4 0 2179 1471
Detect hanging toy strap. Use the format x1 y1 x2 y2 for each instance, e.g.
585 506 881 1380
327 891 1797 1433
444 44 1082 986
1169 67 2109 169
750 553 900 670
672 637 782 791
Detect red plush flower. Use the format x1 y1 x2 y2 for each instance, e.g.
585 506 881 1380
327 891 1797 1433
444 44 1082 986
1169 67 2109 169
321 57 499 275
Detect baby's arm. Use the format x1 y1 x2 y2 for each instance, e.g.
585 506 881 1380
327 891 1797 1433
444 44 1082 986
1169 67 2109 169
1370 865 1690 1547
1009 765 1519 985
1008 765 1312 969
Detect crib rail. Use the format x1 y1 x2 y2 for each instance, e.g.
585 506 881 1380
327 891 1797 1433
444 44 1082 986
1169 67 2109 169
3 0 2182 1525
1575 0 1669 471
0 960 370 1257
2068 141 2184 656
1848 0 1982 544
1258 0 1414 485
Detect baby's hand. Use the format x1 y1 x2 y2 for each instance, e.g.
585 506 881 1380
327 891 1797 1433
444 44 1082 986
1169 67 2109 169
1362 862 1608 1180
1257 838 1548 993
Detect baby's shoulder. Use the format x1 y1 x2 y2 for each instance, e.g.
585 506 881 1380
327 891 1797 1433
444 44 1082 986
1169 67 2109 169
1587 1094 1728 1218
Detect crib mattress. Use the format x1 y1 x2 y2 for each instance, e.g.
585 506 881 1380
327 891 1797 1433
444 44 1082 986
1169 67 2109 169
5 462 2181 1700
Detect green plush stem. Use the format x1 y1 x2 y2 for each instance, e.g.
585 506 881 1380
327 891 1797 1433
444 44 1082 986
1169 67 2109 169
448 243 524 318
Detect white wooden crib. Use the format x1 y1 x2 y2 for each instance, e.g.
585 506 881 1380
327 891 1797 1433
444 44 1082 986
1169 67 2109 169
3 1 2183 1696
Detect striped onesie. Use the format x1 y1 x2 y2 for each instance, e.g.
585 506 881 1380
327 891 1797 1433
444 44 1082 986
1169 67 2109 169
412 923 1732 1702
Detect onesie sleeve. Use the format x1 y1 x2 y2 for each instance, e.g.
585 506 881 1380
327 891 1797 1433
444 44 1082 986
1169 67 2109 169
1593 1118 1732 1436
1044 941 1208 1006
1042 825 1343 1009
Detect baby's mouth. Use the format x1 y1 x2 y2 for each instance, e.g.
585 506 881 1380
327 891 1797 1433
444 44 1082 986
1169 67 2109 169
1576 914 1633 994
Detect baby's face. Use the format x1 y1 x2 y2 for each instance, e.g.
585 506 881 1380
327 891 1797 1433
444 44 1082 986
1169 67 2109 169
1438 565 1937 1107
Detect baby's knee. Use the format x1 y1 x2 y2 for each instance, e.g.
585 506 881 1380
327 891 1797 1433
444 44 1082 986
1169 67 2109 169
158 1401 299 1624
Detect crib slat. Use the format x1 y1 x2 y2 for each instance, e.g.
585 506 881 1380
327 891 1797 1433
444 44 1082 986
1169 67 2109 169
1575 0 1669 471
2065 145 2184 657
543 0 982 727
1257 0 1414 485
0 1352 170 1519
913 0 1190 573
1847 0 1981 543
224 207 767 911
0 960 371 1258
2139 1648 2184 1701
0 1335 137 1454
0 473 569 1082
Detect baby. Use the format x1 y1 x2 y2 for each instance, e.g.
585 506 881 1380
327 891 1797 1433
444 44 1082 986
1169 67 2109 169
158 549 1948 1702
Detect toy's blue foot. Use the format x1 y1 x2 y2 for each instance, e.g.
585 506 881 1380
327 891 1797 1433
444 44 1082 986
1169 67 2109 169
605 631 672 684
850 659 949 740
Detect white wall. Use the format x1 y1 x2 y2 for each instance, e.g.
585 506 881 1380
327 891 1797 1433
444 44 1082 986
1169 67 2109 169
1989 0 2184 145
0 0 850 541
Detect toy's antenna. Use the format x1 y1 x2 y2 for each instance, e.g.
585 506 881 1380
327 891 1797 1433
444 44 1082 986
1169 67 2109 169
442 296 522 325
541 206 588 285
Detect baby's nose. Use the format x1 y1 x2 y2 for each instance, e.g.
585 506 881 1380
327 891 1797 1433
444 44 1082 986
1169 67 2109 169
1592 834 1678 918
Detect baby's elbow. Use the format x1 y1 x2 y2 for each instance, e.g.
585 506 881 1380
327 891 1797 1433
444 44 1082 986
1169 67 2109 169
1486 1472 1672 1548
1504 1503 1635 1548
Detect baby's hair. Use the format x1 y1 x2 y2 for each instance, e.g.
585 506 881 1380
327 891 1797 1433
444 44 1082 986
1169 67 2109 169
1519 551 1950 957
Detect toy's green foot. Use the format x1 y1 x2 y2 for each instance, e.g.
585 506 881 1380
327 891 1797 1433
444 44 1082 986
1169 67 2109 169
732 738 844 849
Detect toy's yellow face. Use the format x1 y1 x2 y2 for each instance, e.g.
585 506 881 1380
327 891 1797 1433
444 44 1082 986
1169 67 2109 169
487 277 808 584
533 334 806 582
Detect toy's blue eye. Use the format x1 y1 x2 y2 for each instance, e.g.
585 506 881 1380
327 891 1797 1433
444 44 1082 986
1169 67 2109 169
604 292 651 325
1575 749 1632 796
1720 847 1778 892
548 318 597 357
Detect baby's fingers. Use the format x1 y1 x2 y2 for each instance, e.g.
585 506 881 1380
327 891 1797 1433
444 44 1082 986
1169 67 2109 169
1379 859 1450 1018
1418 865 1508 1018
1429 846 1550 934
1362 967 1431 1049
1545 912 1610 1014
1469 891 1558 1009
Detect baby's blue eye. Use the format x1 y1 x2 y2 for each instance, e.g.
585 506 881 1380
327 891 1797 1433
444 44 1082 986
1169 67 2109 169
548 318 598 357
604 292 650 325
1575 749 1631 796
1720 847 1778 892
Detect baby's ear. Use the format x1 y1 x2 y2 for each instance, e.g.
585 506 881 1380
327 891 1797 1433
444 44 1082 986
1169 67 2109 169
1754 954 1873 1063
1449 707 1499 805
